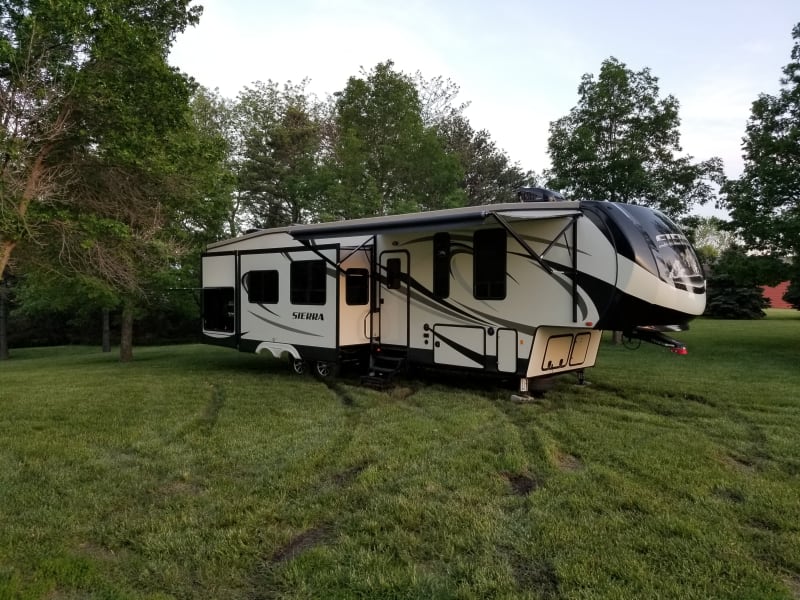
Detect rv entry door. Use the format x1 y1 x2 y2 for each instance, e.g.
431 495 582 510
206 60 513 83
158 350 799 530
379 251 409 347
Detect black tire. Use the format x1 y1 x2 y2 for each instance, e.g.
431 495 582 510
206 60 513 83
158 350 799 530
314 361 338 378
291 357 307 375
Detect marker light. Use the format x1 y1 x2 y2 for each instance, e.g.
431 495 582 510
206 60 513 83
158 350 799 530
670 347 688 355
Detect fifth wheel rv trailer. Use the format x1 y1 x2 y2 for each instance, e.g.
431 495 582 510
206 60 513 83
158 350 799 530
200 192 705 390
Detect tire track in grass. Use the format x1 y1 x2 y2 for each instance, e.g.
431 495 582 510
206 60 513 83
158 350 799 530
268 525 331 565
583 380 779 474
245 378 373 597
498 545 561 599
489 397 561 486
198 384 226 436
248 526 331 600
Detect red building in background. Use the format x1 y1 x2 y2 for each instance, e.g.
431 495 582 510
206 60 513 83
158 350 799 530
762 281 792 309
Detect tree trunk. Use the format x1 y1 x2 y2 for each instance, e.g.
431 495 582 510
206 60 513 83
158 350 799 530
102 308 111 353
120 303 134 362
0 241 16 286
0 282 9 360
612 330 623 345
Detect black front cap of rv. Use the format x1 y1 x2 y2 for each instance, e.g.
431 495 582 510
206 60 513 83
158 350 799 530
579 200 705 332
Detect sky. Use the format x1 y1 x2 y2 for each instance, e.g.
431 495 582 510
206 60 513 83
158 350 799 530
168 0 799 215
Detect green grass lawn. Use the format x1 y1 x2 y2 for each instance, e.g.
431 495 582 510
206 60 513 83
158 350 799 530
0 311 799 599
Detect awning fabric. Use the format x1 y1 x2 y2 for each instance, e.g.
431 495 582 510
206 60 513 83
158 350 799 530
289 202 580 240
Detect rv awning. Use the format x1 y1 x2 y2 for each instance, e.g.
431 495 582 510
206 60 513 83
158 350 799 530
288 202 581 240
492 209 580 221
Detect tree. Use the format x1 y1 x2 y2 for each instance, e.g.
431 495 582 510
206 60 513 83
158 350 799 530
184 87 238 240
415 73 537 205
547 57 723 218
236 80 325 228
704 248 786 319
785 276 800 309
723 23 800 260
0 0 203 281
436 114 537 205
0 271 10 359
0 0 209 361
324 61 464 219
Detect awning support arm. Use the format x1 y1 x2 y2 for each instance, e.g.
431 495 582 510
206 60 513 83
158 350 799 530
298 240 345 274
487 211 554 275
488 211 582 322
540 215 580 260
338 235 375 266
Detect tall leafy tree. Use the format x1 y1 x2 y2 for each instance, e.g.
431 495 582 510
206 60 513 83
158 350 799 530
681 215 737 266
415 74 537 205
0 0 208 361
723 23 800 261
325 61 464 219
183 86 237 242
704 248 786 319
436 114 537 205
236 80 325 228
0 0 202 280
547 57 723 218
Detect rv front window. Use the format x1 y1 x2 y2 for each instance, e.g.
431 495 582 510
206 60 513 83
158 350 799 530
345 268 369 305
617 204 704 291
202 287 235 332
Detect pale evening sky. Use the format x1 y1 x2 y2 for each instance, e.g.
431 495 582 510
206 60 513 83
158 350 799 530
169 0 799 215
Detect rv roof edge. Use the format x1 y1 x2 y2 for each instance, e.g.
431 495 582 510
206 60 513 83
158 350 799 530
208 202 581 248
289 201 581 240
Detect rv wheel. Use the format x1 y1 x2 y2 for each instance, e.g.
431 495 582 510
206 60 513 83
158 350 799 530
291 358 307 375
315 361 337 378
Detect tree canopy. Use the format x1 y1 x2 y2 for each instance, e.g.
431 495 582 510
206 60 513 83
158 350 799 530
0 0 203 280
547 57 723 218
0 0 226 360
323 61 465 219
723 22 800 260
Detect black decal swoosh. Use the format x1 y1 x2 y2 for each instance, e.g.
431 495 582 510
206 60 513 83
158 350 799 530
435 331 485 367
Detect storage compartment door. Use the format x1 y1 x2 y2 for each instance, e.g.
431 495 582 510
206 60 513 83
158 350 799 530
433 325 485 369
496 328 518 373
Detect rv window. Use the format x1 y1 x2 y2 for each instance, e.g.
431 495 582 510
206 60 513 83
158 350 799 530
247 270 279 304
346 268 370 305
290 260 327 305
433 232 450 298
474 229 506 300
386 258 402 290
202 287 235 332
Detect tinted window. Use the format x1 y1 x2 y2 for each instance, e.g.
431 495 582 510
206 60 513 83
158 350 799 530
433 232 450 298
290 260 327 305
474 229 506 300
345 268 369 305
618 204 703 289
386 258 402 290
247 270 279 304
